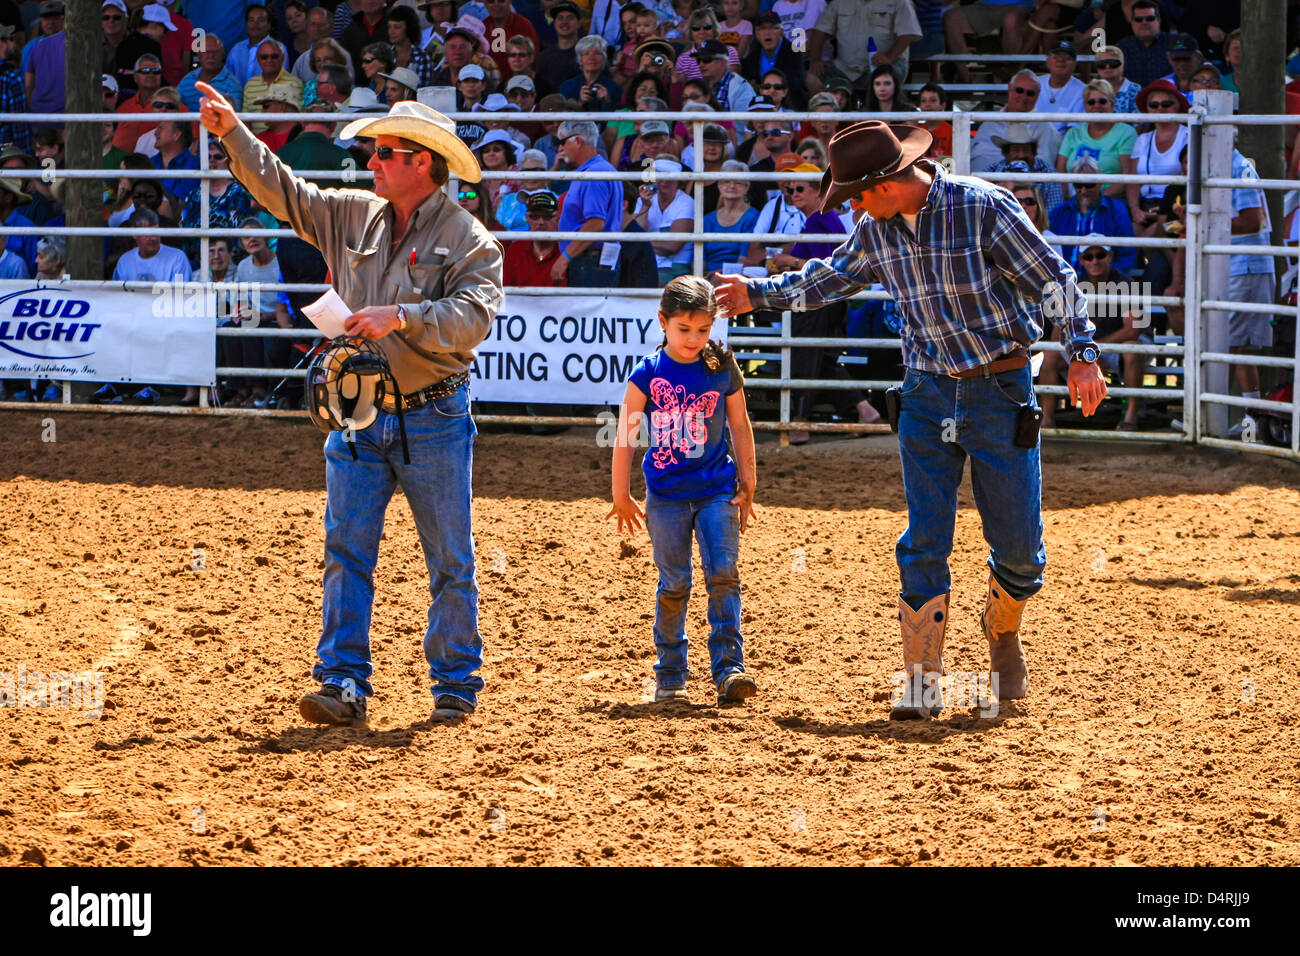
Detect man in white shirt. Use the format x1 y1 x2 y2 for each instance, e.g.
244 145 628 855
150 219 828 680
112 208 192 284
970 70 1062 172
1036 40 1086 134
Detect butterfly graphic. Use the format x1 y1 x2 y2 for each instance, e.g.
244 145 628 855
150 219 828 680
648 377 720 468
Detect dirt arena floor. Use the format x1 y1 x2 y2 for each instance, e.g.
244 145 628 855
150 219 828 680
1 410 1298 867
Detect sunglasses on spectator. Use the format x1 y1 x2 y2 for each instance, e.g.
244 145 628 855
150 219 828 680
1013 86 1038 97
362 56 379 65
1075 181 1099 189
1015 195 1038 206
135 66 162 74
691 26 714 32
151 101 179 110
507 51 528 58
102 13 123 20
787 185 810 194
1132 14 1157 23
763 128 790 136
459 190 478 200
1097 59 1122 69
760 83 786 91
258 52 282 60
374 145 419 160
1080 251 1110 261
1146 99 1178 109
525 211 555 220
1085 97 1110 106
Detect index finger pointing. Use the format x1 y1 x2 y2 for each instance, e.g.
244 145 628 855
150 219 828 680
194 81 227 105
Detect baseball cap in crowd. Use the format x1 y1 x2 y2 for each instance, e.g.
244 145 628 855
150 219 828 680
141 3 176 30
748 94 777 112
458 63 486 82
653 157 683 174
1047 39 1076 58
1080 232 1111 256
549 0 581 21
754 12 781 28
1170 33 1201 58
505 74 535 94
379 67 420 92
640 120 670 138
525 190 559 215
307 99 338 113
39 1 65 15
102 74 119 94
102 0 127 14
823 77 854 96
773 152 804 172
538 93 569 112
696 40 728 61
702 123 729 143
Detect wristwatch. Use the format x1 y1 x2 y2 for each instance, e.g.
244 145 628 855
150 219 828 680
396 307 409 333
1071 344 1099 364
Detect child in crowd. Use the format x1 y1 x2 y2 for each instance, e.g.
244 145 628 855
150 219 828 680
609 276 759 706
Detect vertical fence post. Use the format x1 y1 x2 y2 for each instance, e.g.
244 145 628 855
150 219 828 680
692 119 704 277
198 125 211 409
1198 91 1236 438
779 308 792 446
952 111 971 177
1183 112 1202 443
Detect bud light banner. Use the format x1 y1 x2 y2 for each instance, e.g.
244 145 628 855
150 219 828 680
474 295 728 404
0 284 215 386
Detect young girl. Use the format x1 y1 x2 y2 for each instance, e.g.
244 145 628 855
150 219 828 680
608 276 759 705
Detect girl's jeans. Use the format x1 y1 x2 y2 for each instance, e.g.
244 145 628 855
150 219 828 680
643 487 744 689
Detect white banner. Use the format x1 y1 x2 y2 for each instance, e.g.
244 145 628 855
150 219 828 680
472 294 728 404
0 282 215 386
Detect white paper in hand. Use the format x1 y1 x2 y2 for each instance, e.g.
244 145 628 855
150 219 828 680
302 288 352 339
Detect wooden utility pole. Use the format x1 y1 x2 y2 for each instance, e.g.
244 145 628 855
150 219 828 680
64 0 100 282
1237 0 1286 262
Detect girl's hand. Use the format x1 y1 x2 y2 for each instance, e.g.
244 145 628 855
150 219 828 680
607 494 646 535
731 484 756 534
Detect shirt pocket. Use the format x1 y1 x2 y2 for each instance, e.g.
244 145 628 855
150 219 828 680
406 256 449 302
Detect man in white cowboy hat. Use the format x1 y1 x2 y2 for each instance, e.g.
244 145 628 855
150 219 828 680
716 120 1108 720
195 79 503 727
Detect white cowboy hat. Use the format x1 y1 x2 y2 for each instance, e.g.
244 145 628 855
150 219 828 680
339 100 481 183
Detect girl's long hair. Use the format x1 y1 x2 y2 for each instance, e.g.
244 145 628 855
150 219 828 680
658 275 738 375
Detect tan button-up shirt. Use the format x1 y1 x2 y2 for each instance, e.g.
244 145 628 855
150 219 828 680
221 124 503 395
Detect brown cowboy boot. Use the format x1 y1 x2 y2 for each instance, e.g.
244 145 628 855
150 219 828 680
982 573 1029 700
890 593 949 720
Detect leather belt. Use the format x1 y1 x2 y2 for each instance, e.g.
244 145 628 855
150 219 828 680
947 348 1029 379
380 371 468 413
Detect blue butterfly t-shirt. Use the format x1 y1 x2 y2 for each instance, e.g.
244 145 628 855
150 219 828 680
628 349 743 501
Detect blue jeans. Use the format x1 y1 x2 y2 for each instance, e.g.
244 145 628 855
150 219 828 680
567 252 618 289
643 488 744 688
895 364 1046 608
315 384 483 709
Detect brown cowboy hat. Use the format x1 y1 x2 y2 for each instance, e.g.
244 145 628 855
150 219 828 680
817 120 932 212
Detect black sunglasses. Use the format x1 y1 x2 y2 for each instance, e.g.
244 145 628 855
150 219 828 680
1080 251 1110 261
1146 99 1179 109
1097 59 1122 69
1013 86 1038 97
760 83 786 90
374 145 419 160
1085 98 1111 106
1133 14 1157 23
1016 195 1038 206
151 101 178 110
525 211 555 219
1075 181 1100 189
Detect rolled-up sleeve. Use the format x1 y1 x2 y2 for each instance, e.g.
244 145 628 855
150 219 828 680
748 227 875 312
982 190 1096 354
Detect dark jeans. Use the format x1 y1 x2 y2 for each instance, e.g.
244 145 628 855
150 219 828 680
567 251 618 289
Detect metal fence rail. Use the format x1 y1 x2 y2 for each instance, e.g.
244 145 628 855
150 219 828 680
1 96 1295 458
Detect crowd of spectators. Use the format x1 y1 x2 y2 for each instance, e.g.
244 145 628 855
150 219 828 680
0 0 1285 432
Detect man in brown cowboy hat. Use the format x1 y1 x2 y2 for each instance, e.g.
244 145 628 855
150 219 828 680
195 80 503 727
717 120 1108 720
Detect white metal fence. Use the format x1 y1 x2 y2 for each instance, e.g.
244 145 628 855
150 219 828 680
1 90 1296 459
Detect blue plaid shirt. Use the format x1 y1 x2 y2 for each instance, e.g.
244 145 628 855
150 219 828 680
749 161 1097 374
0 64 31 154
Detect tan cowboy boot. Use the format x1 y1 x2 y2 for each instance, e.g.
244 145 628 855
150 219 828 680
982 573 1029 700
890 593 948 720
